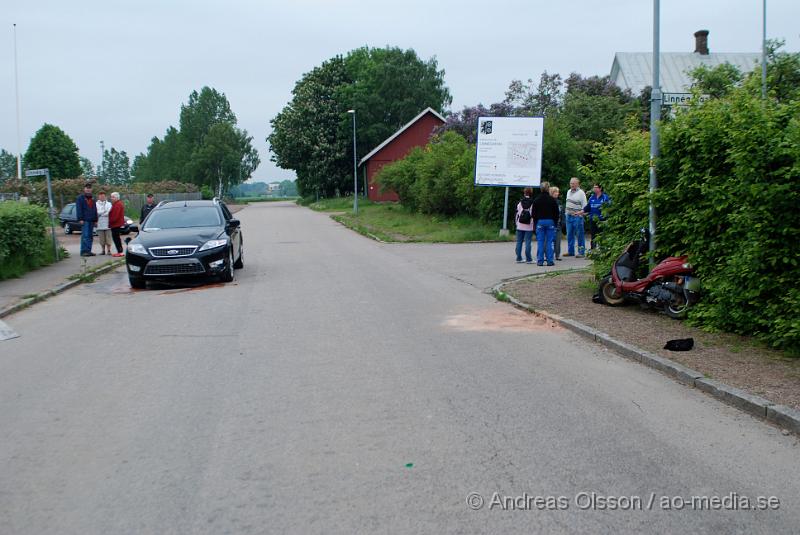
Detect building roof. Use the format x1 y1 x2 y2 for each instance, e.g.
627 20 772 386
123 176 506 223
359 107 446 166
610 52 761 95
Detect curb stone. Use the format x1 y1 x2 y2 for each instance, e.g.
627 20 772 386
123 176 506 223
0 259 125 319
493 275 800 436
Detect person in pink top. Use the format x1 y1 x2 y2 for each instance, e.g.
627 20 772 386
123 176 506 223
514 187 535 263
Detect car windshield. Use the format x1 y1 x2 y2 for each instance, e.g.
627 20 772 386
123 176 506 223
144 206 221 230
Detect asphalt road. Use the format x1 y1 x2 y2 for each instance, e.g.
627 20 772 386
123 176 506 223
1 202 798 534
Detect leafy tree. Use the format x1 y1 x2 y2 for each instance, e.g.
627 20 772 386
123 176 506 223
180 87 237 152
560 91 640 161
0 149 17 181
504 71 563 116
269 47 451 198
79 156 95 179
690 63 743 98
269 56 351 198
761 39 800 103
133 87 258 189
338 46 452 160
190 122 260 195
101 147 131 184
23 124 81 179
564 73 633 102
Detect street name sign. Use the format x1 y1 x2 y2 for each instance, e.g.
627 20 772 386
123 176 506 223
662 93 710 107
25 169 48 177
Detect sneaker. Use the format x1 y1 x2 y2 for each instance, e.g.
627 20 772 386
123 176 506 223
537 262 544 266
556 257 562 261
516 259 524 263
112 252 124 257
547 262 555 266
525 260 533 264
564 253 574 257
80 252 96 257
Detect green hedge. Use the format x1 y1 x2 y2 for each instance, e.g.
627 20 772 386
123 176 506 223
584 87 800 354
0 202 57 280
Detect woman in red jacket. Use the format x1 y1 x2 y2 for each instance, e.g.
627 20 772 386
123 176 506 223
108 192 126 257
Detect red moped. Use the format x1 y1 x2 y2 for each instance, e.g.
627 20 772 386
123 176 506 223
598 229 701 319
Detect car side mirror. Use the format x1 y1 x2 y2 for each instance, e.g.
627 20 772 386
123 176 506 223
125 237 132 244
227 219 240 229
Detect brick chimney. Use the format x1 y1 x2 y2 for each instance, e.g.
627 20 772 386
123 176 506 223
694 30 709 55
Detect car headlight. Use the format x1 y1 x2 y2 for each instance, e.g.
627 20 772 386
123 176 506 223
128 243 147 255
199 239 227 251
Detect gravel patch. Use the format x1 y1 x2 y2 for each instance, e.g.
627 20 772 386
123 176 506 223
505 271 800 411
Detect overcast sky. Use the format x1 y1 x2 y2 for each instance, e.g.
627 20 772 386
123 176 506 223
2 0 798 181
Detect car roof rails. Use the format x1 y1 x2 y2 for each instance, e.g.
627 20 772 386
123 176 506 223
156 200 169 207
212 197 220 204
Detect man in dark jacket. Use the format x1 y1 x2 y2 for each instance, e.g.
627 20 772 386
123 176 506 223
75 183 98 256
140 194 156 224
532 186 560 266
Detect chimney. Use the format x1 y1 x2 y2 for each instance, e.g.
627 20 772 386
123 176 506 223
694 30 709 55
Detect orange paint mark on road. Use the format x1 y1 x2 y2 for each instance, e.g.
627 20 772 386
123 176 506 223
443 306 559 333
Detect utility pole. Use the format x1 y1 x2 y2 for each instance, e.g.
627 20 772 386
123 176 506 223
649 0 661 265
13 24 22 179
761 0 767 99
99 140 105 181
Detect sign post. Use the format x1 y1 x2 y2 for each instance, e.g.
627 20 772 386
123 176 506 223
474 117 544 236
25 168 59 261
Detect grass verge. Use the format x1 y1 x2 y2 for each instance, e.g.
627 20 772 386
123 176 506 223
307 197 513 243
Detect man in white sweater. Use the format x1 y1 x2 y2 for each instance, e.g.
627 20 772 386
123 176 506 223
564 177 587 257
95 191 113 255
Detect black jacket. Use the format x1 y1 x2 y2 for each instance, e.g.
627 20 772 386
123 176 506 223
532 193 560 225
140 203 155 223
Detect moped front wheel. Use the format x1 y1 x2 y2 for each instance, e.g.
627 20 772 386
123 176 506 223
599 276 625 306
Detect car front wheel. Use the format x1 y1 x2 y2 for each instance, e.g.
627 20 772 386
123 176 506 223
220 247 235 282
129 276 146 289
233 242 244 269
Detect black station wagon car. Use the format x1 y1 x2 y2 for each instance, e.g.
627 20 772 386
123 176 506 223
125 199 243 288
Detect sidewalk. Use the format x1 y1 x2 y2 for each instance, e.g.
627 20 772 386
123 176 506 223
0 233 122 312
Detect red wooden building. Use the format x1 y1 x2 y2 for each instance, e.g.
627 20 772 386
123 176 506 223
359 107 445 202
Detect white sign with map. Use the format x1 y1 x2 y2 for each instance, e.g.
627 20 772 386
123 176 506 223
474 116 544 187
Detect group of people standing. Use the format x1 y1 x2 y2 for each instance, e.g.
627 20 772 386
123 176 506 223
75 183 156 257
514 177 610 265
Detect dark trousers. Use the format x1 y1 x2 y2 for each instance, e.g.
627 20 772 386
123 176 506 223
111 227 123 253
589 218 601 250
80 221 94 254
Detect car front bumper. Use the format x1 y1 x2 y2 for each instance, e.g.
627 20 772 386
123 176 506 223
126 246 229 279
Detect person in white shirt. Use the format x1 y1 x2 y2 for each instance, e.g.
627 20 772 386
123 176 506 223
95 191 113 255
564 177 587 257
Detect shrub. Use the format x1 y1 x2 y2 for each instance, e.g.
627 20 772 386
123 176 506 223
585 86 800 354
0 202 56 280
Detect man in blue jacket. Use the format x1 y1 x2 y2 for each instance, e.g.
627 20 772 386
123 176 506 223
584 183 611 252
75 182 98 256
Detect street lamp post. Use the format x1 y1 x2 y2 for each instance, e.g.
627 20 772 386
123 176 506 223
347 109 358 215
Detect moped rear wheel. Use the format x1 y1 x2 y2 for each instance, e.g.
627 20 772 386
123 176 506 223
599 276 625 306
666 293 689 319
